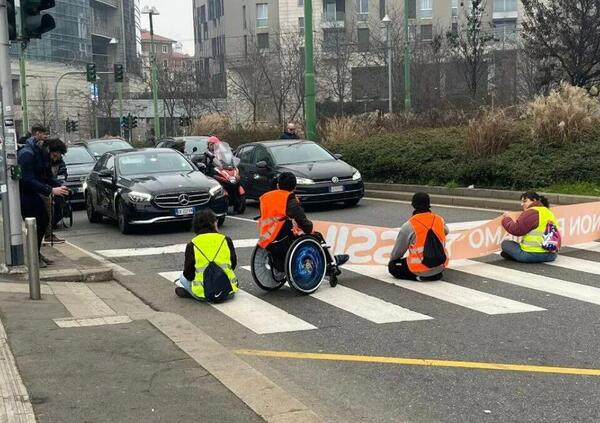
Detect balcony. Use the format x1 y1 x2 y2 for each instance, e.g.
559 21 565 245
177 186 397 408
91 10 121 40
322 11 345 29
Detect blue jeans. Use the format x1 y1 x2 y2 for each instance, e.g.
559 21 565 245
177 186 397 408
501 240 557 263
178 274 206 302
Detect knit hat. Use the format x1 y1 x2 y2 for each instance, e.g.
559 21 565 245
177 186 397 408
411 192 431 212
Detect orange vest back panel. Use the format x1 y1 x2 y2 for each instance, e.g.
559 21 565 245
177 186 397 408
257 190 291 248
407 213 449 273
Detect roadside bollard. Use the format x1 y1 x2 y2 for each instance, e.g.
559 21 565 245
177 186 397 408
24 218 41 300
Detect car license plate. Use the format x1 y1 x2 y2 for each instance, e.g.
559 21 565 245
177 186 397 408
175 207 194 216
330 186 344 193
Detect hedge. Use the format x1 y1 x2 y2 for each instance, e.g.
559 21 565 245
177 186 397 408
327 127 600 190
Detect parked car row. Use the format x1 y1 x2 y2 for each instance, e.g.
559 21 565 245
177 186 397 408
63 135 364 234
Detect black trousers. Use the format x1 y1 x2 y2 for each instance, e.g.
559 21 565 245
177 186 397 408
21 198 49 252
267 222 333 272
388 257 443 281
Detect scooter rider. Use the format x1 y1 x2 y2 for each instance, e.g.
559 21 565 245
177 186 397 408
257 172 349 276
203 136 221 176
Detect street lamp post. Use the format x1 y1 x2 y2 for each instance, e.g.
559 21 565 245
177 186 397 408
304 0 317 141
142 6 161 140
382 15 392 114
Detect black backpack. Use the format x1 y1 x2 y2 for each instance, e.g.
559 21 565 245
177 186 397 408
194 238 233 303
416 216 447 268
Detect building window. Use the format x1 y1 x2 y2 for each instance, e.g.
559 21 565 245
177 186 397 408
162 59 168 68
257 33 269 50
256 3 268 28
299 17 305 35
242 5 247 29
407 0 417 19
325 0 341 22
494 19 517 42
356 0 368 21
451 0 458 17
451 22 458 35
357 27 369 51
494 0 517 12
419 0 432 18
420 24 433 40
298 0 304 6
208 0 215 20
162 44 168 53
379 0 386 20
244 35 248 56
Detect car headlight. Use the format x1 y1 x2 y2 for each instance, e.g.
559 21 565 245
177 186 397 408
296 177 315 185
127 191 152 203
209 184 224 196
352 170 362 181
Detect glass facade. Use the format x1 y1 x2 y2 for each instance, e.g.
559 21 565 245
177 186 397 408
11 0 92 64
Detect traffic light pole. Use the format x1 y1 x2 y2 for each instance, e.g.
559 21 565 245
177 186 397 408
0 0 24 266
304 0 317 141
403 0 412 113
118 81 123 138
149 13 161 140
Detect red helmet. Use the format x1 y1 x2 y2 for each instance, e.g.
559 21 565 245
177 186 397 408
207 136 220 145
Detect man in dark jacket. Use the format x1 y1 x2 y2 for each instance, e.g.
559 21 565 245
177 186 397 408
17 137 69 266
280 123 300 140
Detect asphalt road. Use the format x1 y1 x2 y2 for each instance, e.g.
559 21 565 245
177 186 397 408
63 198 600 423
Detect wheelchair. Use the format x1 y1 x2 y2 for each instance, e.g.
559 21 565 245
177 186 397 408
250 234 340 295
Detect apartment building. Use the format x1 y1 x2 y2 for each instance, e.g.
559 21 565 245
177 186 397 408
140 31 193 79
191 0 522 120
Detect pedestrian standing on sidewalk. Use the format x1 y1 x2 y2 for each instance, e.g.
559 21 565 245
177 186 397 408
388 192 449 281
175 209 239 302
17 137 69 267
500 191 560 263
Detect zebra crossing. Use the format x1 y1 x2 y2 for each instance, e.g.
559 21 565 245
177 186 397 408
101 241 600 336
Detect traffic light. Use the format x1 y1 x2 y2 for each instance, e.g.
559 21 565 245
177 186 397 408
20 0 56 40
70 120 78 132
131 115 138 129
121 116 129 130
7 0 17 41
65 118 71 133
179 116 192 127
86 63 96 82
114 64 124 82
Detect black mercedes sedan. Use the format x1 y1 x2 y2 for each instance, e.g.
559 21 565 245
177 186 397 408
235 140 364 206
63 144 96 204
84 149 228 234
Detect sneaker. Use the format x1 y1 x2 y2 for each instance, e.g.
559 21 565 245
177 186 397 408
334 254 350 267
500 251 514 261
175 287 192 298
43 234 65 245
39 253 54 265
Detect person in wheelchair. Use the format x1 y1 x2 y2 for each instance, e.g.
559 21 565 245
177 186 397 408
257 172 349 281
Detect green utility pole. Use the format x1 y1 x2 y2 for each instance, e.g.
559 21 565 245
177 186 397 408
118 81 123 137
403 0 412 113
149 12 161 139
18 42 28 134
304 0 317 141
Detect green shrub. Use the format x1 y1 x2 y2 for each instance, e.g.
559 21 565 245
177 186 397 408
465 108 519 158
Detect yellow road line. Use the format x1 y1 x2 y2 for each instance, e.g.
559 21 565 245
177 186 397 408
235 349 600 377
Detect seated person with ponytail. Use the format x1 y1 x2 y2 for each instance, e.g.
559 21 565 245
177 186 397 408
500 191 560 263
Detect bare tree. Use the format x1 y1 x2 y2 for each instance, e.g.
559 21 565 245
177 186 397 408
446 0 494 100
156 65 179 136
521 0 600 88
30 80 54 130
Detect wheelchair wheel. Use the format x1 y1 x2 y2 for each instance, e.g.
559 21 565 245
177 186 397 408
285 236 327 295
251 246 286 291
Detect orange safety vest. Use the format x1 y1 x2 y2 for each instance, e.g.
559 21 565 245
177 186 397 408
257 190 292 248
407 212 449 274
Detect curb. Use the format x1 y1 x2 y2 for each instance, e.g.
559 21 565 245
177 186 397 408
41 267 113 282
365 182 598 210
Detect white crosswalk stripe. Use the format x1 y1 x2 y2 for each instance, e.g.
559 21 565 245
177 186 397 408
240 266 433 323
159 271 316 334
452 259 600 306
345 265 545 315
545 255 600 276
97 239 258 258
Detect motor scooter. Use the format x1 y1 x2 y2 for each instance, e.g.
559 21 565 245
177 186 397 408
193 143 246 214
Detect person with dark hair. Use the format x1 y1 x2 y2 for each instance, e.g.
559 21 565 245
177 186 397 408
280 123 300 140
29 124 48 142
17 136 69 267
500 191 560 263
175 209 238 301
388 192 449 281
257 172 349 277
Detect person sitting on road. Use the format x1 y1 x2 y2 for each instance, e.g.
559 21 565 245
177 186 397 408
175 209 239 302
500 191 560 263
388 192 449 282
280 123 300 140
257 172 349 278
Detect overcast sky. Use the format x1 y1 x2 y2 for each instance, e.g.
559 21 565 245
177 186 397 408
139 0 195 55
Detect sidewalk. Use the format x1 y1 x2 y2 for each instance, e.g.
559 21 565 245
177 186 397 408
0 245 320 423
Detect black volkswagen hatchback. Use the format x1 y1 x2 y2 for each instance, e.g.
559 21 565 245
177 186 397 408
84 149 228 233
235 140 363 206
